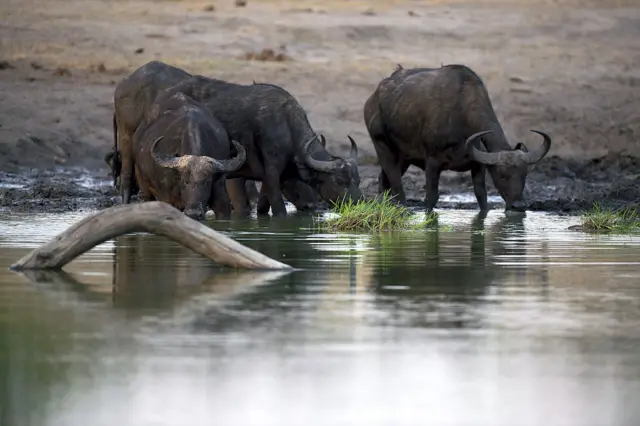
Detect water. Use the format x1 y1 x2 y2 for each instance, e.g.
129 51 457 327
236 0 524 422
2 209 640 426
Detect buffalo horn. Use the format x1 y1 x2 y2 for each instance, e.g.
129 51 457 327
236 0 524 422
206 140 247 173
151 136 185 170
465 130 502 165
347 135 358 160
303 134 339 173
524 130 552 164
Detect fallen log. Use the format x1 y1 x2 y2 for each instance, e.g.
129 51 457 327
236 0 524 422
10 201 292 271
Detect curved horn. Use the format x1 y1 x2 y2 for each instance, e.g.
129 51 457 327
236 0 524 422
207 140 247 173
465 130 502 166
524 130 552 164
151 136 184 169
302 134 339 173
347 135 358 160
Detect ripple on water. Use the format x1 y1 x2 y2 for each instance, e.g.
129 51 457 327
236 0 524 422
1 209 640 426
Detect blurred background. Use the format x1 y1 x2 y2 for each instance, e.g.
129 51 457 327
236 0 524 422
0 0 638 173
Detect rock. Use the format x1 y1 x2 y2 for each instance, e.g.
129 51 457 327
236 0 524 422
0 60 15 70
52 67 72 77
90 62 107 73
241 48 292 62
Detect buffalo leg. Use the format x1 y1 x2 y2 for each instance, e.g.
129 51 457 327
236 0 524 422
373 141 405 204
256 130 287 216
256 184 272 215
133 165 153 201
424 158 442 213
138 186 154 202
245 180 259 205
262 166 287 217
210 180 232 219
226 178 251 216
257 179 319 214
471 164 488 212
119 133 135 205
378 160 410 195
282 179 318 211
378 170 391 193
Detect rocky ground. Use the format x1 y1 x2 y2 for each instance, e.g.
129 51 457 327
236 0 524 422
1 0 639 214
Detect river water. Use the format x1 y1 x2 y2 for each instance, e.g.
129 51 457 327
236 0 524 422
1 209 640 426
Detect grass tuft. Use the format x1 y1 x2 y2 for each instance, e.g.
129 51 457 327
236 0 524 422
318 192 438 232
580 203 640 233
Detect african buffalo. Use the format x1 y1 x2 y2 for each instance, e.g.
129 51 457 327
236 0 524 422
113 61 191 204
227 132 329 215
156 76 362 217
110 61 320 214
364 64 552 212
132 92 246 220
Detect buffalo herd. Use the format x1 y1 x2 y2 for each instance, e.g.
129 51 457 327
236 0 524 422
106 60 552 220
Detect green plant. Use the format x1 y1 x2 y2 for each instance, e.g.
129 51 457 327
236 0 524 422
318 192 438 232
580 203 640 233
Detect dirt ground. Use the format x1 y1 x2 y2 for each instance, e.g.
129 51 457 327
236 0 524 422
1 0 639 214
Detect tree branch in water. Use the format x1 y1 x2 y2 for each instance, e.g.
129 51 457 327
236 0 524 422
10 201 292 271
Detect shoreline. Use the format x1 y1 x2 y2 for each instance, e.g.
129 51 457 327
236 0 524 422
2 153 638 215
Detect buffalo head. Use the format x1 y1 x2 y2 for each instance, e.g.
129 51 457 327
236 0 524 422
466 129 552 212
151 136 247 220
301 134 363 204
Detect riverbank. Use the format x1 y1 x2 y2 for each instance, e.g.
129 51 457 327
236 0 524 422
1 153 639 214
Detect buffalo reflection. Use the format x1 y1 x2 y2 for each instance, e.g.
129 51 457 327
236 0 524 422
360 212 547 329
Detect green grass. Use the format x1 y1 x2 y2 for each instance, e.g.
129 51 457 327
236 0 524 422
318 192 438 233
580 203 640 233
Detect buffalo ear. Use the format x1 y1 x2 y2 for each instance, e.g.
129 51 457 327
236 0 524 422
515 143 528 152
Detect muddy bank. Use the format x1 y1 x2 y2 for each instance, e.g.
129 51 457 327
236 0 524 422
1 154 639 215
0 168 118 213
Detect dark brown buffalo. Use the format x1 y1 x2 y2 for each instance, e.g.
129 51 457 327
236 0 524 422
113 61 191 204
110 61 320 214
132 92 246 220
226 134 327 215
156 76 362 217
364 64 552 212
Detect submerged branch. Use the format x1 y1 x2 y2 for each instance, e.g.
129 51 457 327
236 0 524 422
10 201 292 271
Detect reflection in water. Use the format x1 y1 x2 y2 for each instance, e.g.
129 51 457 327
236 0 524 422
1 210 640 426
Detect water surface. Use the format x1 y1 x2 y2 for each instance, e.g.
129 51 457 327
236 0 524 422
1 209 640 426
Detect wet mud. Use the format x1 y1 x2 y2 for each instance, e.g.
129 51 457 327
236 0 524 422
2 155 639 215
0 168 118 213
